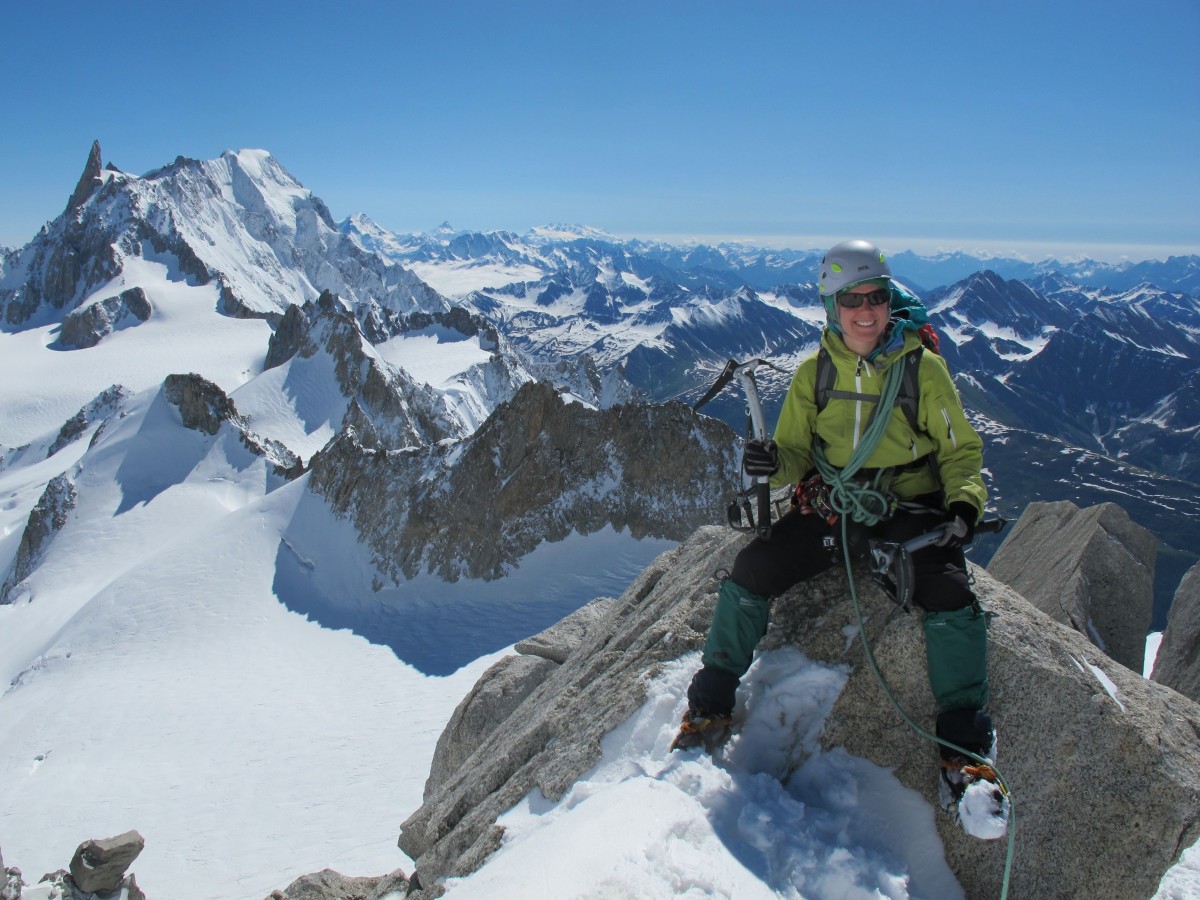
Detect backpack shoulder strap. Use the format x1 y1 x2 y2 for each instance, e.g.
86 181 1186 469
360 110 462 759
897 346 923 434
815 346 838 412
816 344 923 434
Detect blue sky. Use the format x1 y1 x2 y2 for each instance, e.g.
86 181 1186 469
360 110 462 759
2 0 1197 261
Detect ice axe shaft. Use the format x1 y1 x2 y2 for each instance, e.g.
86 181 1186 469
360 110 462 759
694 358 785 541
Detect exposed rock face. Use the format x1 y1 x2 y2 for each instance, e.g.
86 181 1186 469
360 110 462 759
162 373 304 478
307 381 736 583
266 867 409 900
400 518 1200 899
263 290 484 450
425 599 613 803
515 597 615 663
1154 561 1200 701
69 830 145 893
163 372 240 435
47 385 129 457
58 287 152 348
987 500 1157 672
66 140 105 215
425 654 558 804
1 474 77 604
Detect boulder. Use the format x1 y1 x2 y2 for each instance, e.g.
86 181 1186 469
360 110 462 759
400 521 1200 899
514 597 615 663
266 867 408 900
987 500 1156 672
1153 561 1200 701
68 829 145 893
424 654 558 802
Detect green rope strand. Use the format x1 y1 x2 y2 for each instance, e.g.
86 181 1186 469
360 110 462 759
838 515 1017 898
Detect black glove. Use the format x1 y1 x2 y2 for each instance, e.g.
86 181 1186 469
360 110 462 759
935 501 978 548
742 439 779 478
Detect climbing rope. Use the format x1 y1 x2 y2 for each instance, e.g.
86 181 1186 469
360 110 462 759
838 513 1017 899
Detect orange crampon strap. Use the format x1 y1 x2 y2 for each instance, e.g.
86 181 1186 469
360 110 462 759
943 760 1010 796
677 713 732 735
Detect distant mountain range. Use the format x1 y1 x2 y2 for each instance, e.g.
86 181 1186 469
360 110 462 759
3 142 1197 624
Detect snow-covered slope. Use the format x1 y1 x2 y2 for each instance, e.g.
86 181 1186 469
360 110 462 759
0 383 505 896
441 653 966 899
0 254 270 448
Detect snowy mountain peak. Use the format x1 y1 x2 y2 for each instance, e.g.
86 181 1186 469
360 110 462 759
66 139 105 215
1 147 452 334
527 223 619 244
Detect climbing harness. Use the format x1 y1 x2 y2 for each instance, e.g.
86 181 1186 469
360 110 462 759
869 517 1008 611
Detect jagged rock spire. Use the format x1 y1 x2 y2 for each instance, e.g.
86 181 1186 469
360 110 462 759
66 139 104 214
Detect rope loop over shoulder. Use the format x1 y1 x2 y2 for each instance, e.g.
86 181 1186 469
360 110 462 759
811 357 905 527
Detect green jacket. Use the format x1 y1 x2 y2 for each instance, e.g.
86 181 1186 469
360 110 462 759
772 328 987 518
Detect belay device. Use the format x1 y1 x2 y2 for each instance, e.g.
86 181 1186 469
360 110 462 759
693 358 788 540
868 516 1009 611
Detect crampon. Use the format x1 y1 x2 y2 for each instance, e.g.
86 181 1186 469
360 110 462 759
940 758 1010 840
669 710 733 753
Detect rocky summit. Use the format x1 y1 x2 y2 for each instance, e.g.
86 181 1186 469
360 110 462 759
397 503 1200 899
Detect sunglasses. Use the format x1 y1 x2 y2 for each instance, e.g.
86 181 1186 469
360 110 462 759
836 287 890 309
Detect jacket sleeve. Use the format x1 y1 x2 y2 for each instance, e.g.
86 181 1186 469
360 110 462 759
919 352 987 519
769 355 820 488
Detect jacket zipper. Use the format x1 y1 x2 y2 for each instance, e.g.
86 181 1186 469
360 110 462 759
941 408 958 449
853 357 864 449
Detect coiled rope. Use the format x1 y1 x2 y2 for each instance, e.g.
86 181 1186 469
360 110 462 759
810 358 903 527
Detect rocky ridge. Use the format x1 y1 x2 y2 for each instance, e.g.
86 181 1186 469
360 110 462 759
307 380 737 584
987 500 1157 672
1154 561 1200 702
0 142 450 333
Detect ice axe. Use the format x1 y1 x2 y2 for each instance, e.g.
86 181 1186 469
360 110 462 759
693 358 788 541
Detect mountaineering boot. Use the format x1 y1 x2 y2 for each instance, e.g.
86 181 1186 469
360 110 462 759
670 709 733 753
940 756 1010 840
936 709 1008 839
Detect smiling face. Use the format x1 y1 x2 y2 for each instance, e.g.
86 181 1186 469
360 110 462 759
836 281 890 356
